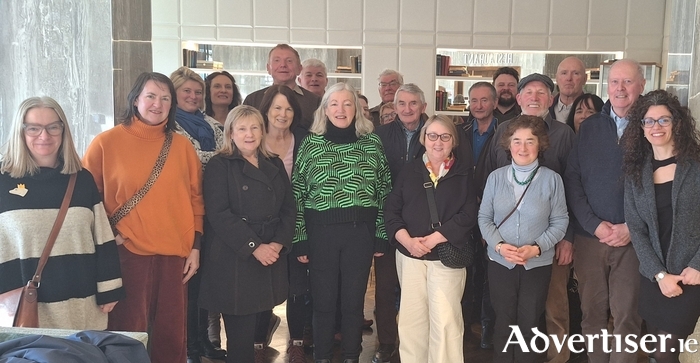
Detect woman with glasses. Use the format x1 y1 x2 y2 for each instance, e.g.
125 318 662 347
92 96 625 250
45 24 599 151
384 114 477 363
622 90 700 363
379 102 396 125
0 96 124 330
204 71 242 126
292 83 391 363
478 115 568 363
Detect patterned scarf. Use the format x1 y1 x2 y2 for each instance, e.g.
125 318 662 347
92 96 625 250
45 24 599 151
175 108 216 151
423 152 454 187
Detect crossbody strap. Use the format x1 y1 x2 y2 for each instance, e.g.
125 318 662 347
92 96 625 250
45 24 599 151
109 131 173 228
422 172 441 230
496 166 539 229
31 173 77 287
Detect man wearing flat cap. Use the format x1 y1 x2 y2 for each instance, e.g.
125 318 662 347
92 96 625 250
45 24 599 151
484 73 576 361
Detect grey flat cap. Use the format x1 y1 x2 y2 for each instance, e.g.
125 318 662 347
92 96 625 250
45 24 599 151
518 73 554 93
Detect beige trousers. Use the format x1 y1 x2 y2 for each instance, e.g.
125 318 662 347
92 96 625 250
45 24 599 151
396 252 466 363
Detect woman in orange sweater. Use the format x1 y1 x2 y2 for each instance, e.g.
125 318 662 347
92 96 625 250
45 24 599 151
83 72 204 363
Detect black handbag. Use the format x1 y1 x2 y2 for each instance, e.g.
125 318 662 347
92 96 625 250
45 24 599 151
422 172 474 269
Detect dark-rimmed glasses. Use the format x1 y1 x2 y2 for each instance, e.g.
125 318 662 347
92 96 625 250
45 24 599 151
23 122 64 137
641 117 672 128
425 132 453 142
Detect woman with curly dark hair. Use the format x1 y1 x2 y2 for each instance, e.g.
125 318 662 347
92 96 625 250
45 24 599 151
621 89 700 363
204 71 242 125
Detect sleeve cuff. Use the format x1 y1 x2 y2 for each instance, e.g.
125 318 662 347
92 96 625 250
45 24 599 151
293 240 310 257
374 238 388 254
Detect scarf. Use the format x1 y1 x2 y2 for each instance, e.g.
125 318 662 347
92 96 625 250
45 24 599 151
175 108 216 151
423 152 455 187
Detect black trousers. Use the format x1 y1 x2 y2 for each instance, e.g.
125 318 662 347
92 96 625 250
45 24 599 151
373 246 399 346
222 312 257 363
489 261 551 363
308 221 375 361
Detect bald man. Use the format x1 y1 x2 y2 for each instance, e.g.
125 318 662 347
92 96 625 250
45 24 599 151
549 57 587 123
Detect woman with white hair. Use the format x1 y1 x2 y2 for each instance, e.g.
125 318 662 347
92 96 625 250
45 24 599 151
0 96 123 330
292 82 391 363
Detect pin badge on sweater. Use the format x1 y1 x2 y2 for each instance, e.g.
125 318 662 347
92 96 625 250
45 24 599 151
9 183 28 197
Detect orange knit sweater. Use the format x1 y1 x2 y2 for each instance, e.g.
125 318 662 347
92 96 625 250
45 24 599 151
83 118 204 257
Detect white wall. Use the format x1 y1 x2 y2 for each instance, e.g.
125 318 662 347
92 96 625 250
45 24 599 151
152 0 667 112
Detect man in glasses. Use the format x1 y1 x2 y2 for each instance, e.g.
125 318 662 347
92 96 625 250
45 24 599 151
372 83 428 363
564 59 645 363
369 69 404 127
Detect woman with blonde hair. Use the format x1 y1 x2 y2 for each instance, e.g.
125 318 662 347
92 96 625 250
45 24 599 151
198 105 295 363
292 83 391 363
0 96 123 330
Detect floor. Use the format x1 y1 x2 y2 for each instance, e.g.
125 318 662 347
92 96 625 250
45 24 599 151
202 281 650 363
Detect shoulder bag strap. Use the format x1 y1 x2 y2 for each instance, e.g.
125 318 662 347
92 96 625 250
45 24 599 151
108 131 173 228
31 172 77 287
496 166 539 229
422 171 441 230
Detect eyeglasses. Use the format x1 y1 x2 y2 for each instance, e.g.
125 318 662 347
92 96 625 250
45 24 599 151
641 117 672 128
425 132 453 142
23 122 64 137
380 112 396 121
379 81 400 88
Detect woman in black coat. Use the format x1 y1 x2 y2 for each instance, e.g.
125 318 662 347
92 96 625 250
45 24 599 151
198 105 295 363
384 115 477 363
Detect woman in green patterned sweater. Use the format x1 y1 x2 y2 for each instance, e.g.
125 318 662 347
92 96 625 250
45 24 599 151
292 82 391 363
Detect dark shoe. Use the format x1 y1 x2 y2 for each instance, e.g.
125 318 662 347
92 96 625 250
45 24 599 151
266 313 282 346
371 344 396 363
201 337 227 359
287 340 306 363
362 318 374 329
480 324 494 350
186 355 202 363
254 343 266 363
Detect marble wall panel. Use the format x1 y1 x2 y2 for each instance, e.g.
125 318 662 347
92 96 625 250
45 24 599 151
0 0 115 156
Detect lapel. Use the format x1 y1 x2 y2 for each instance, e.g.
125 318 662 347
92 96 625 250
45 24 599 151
640 158 660 237
671 159 690 213
233 153 278 190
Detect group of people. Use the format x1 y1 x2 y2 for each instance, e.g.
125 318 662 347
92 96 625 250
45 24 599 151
1 42 700 363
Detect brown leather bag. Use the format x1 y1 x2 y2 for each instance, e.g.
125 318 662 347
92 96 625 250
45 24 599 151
0 173 77 327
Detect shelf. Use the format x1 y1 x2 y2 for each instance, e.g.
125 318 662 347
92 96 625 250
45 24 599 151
189 68 361 79
435 110 470 116
436 75 491 81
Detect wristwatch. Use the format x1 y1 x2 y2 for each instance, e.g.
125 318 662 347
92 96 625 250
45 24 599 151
654 271 667 282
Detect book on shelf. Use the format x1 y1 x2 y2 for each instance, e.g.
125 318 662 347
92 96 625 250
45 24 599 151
336 66 353 73
436 54 452 76
350 55 362 73
435 90 450 111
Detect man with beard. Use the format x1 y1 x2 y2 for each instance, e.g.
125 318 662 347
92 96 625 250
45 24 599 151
492 67 522 122
550 57 587 123
297 58 328 98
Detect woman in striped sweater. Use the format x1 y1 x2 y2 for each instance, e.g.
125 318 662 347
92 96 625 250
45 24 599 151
0 96 124 330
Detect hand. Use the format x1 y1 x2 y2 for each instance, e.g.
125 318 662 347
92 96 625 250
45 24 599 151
555 240 573 265
681 267 700 285
499 243 525 265
374 252 385 257
252 244 280 266
421 231 447 250
182 248 200 284
395 229 431 258
594 221 614 241
658 273 684 298
268 242 283 253
99 301 118 313
297 255 309 264
115 234 126 245
514 245 540 264
599 223 630 247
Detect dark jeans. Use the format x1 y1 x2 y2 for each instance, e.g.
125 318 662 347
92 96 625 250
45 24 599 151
222 312 257 363
373 246 399 346
308 221 375 361
489 261 552 363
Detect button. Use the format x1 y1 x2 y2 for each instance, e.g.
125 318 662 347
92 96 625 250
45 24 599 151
248 241 255 248
242 185 248 190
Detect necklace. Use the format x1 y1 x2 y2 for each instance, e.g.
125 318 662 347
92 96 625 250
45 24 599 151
512 166 539 186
